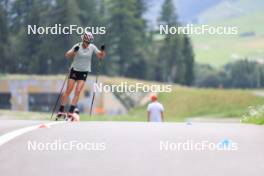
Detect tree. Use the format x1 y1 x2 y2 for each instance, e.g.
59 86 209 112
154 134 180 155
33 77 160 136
156 0 184 83
159 0 178 25
126 0 148 78
194 60 264 88
156 0 194 85
47 0 80 74
9 0 42 73
107 0 147 78
77 0 99 27
194 64 222 88
224 59 262 88
0 2 9 72
182 35 194 85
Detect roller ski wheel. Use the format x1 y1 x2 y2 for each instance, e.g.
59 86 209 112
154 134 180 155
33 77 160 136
67 113 74 122
55 112 68 121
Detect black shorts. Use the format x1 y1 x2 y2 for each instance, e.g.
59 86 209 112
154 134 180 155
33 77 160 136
69 68 88 81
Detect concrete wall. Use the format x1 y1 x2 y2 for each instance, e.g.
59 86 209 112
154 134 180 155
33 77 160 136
0 78 127 115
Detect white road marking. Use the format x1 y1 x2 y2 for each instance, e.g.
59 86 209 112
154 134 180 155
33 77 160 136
0 121 66 146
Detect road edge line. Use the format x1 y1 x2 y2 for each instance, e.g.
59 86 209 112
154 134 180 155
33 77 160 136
0 121 66 146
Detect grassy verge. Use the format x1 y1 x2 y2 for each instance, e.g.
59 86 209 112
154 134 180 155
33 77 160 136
241 106 264 125
128 87 264 122
0 110 48 120
0 110 145 122
242 116 264 125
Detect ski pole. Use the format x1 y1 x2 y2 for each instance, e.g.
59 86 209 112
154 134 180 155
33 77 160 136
90 60 103 116
50 72 69 120
90 44 105 116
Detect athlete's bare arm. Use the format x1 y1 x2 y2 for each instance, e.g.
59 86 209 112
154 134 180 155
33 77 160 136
96 45 106 59
65 49 76 59
65 46 79 59
96 51 105 59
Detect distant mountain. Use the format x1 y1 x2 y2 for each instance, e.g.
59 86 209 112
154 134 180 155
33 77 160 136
145 0 222 24
145 0 264 24
197 0 264 23
175 0 222 22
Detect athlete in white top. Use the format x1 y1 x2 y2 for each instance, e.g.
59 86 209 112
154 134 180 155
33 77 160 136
57 32 106 119
147 95 164 122
70 42 100 72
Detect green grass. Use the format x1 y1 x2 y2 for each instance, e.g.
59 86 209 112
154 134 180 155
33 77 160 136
0 110 48 120
242 116 264 125
128 86 264 122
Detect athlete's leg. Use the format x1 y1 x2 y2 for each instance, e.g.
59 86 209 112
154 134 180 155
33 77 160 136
68 80 85 115
59 79 75 110
71 80 85 106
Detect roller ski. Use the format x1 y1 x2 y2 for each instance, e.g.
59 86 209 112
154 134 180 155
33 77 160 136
55 112 73 121
55 108 80 121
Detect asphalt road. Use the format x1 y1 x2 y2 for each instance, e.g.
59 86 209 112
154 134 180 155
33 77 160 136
0 120 264 176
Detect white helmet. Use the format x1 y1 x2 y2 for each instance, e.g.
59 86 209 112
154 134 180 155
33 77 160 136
81 32 94 43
